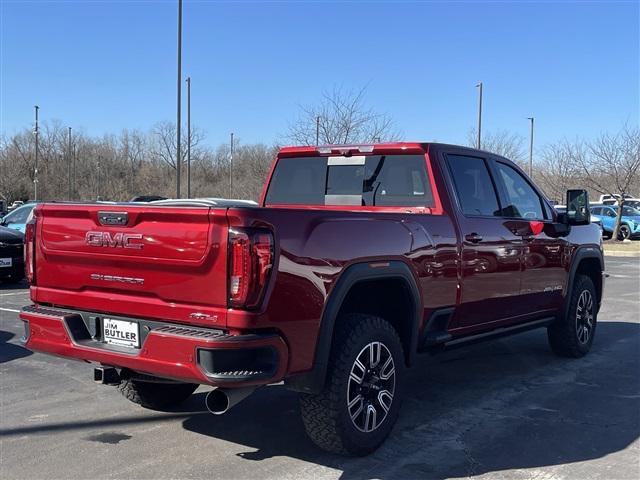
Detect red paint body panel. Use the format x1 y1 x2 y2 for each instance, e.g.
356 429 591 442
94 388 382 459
21 310 288 386
22 142 604 387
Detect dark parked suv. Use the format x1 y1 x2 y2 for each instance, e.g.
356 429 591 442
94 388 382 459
21 142 604 455
0 226 24 283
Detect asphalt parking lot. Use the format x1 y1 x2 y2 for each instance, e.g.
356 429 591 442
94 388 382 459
1 257 639 479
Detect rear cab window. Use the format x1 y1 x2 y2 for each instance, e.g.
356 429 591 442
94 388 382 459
264 155 435 208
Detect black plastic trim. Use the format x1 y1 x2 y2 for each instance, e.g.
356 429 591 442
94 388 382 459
419 307 455 350
196 345 279 382
441 317 554 350
564 246 604 318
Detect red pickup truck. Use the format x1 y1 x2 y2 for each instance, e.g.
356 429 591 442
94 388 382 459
20 142 604 455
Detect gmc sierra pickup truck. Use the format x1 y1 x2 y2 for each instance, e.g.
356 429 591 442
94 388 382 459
20 142 604 455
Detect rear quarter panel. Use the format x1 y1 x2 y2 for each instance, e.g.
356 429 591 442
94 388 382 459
226 207 458 373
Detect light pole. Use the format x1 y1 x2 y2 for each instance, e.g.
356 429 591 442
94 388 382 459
67 127 72 200
527 117 534 178
229 132 234 198
176 0 183 198
475 82 483 149
186 76 191 198
34 105 39 201
316 116 321 146
96 155 101 200
72 144 77 199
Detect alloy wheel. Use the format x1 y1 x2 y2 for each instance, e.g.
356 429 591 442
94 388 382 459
575 289 594 344
346 341 396 433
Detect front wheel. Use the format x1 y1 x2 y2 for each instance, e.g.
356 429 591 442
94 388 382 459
300 314 404 456
547 275 597 358
617 224 631 240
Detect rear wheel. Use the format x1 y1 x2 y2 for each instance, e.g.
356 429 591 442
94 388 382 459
118 372 198 410
300 314 404 456
547 274 597 358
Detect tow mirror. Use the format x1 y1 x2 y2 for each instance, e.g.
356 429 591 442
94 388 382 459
564 189 590 226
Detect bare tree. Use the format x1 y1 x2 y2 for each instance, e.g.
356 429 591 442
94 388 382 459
286 86 399 145
536 140 583 203
150 121 203 170
467 128 527 165
574 126 640 240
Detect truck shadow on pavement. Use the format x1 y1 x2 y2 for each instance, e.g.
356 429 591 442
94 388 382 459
181 321 640 479
0 330 32 364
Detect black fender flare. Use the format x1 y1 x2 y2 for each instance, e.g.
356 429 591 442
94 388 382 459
563 246 604 319
285 260 421 394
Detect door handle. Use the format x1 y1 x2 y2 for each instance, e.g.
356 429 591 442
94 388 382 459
465 233 483 243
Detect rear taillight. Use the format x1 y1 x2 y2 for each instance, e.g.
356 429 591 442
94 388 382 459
24 216 37 285
228 228 274 309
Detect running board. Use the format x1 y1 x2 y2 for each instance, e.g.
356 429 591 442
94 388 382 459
429 317 555 352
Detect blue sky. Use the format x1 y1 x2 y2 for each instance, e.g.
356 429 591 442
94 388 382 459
1 1 638 148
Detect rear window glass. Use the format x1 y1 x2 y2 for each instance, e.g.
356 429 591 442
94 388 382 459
265 155 434 207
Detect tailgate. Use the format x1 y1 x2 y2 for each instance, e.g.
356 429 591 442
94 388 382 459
32 204 229 327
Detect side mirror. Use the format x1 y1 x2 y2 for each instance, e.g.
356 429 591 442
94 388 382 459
565 189 590 226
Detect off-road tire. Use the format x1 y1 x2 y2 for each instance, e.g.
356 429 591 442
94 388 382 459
548 274 597 358
300 313 405 456
118 373 198 410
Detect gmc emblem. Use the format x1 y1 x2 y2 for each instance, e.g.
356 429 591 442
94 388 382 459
85 231 144 249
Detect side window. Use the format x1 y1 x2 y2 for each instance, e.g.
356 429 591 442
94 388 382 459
605 208 616 218
493 162 545 220
445 155 500 216
591 207 601 215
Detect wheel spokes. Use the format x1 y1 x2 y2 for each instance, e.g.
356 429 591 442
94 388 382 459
378 389 393 414
364 404 377 432
369 342 382 368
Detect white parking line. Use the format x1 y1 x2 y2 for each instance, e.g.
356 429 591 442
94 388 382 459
0 307 20 313
0 292 29 296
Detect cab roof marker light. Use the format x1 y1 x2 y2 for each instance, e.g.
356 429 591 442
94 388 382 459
357 145 375 153
316 144 374 155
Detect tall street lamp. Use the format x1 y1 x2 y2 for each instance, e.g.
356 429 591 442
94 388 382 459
229 132 234 198
527 117 535 177
186 76 191 198
176 0 183 198
475 82 483 149
34 105 39 201
67 127 72 200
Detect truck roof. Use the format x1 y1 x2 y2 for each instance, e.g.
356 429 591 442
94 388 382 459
277 142 501 158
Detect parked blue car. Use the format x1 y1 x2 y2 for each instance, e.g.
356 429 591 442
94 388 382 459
0 202 36 234
590 204 640 240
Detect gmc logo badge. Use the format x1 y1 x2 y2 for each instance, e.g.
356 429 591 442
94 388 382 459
85 231 144 249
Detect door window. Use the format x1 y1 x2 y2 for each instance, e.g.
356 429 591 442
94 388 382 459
445 155 500 216
493 162 545 219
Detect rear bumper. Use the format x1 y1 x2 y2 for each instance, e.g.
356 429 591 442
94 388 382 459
20 305 288 387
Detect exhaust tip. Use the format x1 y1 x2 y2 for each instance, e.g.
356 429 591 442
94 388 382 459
205 387 256 415
205 389 231 415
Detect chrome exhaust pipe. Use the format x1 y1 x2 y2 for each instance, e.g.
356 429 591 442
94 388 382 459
205 387 256 415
